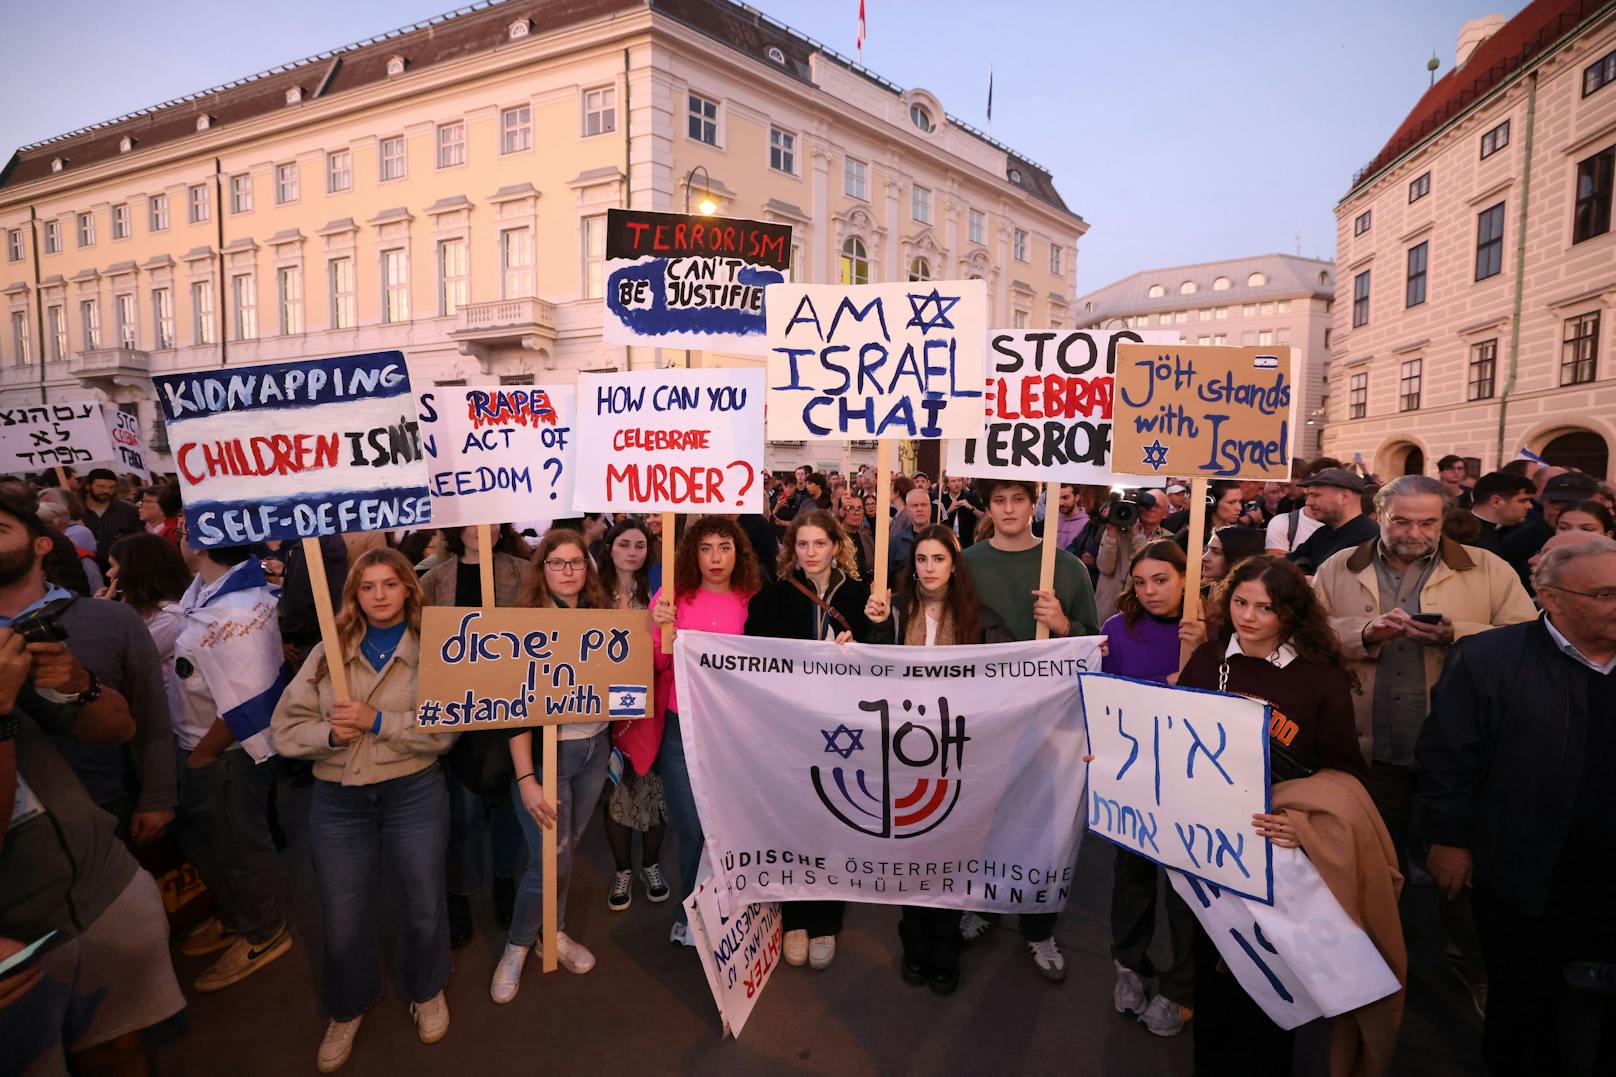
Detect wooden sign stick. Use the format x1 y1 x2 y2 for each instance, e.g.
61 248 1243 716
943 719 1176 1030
477 523 496 608
873 440 893 598
541 723 559 972
1179 476 1210 668
301 536 349 703
53 466 70 489
661 513 676 654
1035 482 1061 641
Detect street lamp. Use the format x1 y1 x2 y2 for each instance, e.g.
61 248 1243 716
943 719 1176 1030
685 164 717 216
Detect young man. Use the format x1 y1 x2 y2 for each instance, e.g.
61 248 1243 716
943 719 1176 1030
961 479 1098 984
1286 468 1379 574
1054 484 1089 550
79 469 140 568
1468 471 1536 554
1436 455 1473 509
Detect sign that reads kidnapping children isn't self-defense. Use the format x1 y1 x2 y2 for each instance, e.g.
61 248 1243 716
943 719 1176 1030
155 352 431 547
414 606 654 731
572 368 764 514
1111 343 1297 481
602 208 792 354
417 385 576 528
765 280 987 441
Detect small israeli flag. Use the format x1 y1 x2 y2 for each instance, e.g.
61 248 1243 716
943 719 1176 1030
609 684 648 718
1253 353 1280 369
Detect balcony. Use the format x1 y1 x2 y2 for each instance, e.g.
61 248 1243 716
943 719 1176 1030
69 347 151 391
449 298 557 372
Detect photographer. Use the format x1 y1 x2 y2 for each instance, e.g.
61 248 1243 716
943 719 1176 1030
1095 489 1170 622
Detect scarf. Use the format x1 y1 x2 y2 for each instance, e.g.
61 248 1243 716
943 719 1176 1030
902 600 957 647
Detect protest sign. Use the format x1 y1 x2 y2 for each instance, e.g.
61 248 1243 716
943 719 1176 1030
572 368 764 513
764 280 987 440
1080 673 1273 903
602 208 791 354
945 329 1177 483
677 631 1101 912
154 352 431 548
1170 847 1401 1029
103 406 150 479
684 848 782 1038
0 401 117 475
417 385 575 528
1110 343 1297 482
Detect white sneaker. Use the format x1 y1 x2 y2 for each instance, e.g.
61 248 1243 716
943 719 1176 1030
1027 937 1067 983
410 991 450 1044
317 1015 362 1073
783 928 809 966
808 934 836 970
1113 961 1149 1015
670 921 695 947
960 911 993 942
607 869 633 912
490 943 528 1004
1139 994 1189 1037
553 931 596 974
642 863 671 903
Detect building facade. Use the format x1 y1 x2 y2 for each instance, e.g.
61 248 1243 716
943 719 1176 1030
1325 0 1616 481
0 0 1085 477
1073 254 1336 458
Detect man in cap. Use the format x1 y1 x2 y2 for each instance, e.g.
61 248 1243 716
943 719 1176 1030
1161 484 1190 534
1500 472 1600 591
1286 468 1379 574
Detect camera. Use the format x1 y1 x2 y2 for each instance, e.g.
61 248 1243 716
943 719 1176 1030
1098 493 1141 529
10 598 73 645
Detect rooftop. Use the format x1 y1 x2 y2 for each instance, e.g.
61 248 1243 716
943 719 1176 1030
1073 253 1335 324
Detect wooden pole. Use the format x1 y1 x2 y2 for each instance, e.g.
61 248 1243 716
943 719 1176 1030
476 523 496 608
541 723 559 973
301 536 349 703
53 466 70 489
873 440 893 597
660 514 676 654
1035 482 1061 641
1179 477 1210 668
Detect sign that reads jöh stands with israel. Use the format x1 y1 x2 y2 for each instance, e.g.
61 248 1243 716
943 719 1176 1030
417 385 576 528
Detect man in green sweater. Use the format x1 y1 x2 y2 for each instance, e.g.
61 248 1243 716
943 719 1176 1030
959 478 1098 983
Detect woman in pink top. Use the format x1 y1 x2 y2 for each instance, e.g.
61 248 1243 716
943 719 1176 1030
646 516 761 947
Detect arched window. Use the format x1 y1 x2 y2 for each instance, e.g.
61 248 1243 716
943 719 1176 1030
1247 271 1267 287
910 104 934 133
908 256 932 282
766 46 786 64
1180 280 1197 295
840 237 870 285
1008 168 1022 183
1318 270 1330 286
1147 283 1165 299
1213 276 1231 291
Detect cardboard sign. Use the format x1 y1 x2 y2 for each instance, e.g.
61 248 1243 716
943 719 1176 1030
418 385 576 528
1111 344 1296 481
0 401 117 474
684 848 782 1038
154 352 431 548
103 406 150 480
602 209 791 354
764 280 987 440
945 330 1177 483
572 368 764 513
415 606 653 731
1080 673 1274 903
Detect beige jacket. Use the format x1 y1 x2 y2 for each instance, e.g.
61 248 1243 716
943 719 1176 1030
419 552 527 608
1312 537 1536 762
271 630 455 785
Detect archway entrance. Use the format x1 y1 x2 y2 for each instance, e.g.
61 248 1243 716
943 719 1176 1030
1540 430 1609 479
1402 447 1425 476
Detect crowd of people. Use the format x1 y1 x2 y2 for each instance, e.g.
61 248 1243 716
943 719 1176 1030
1 453 1612 1075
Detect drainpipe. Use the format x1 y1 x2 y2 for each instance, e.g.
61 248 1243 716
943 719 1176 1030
1494 71 1536 470
28 206 46 403
622 45 632 372
215 156 228 365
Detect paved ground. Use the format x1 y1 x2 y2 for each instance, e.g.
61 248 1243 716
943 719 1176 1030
151 778 1486 1076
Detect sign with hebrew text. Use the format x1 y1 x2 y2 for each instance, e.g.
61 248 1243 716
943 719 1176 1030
417 385 575 528
0 401 117 474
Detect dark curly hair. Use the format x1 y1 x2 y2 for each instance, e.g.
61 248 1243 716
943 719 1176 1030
672 516 761 599
1206 555 1359 690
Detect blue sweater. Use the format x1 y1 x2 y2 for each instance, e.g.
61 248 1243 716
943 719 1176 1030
1100 611 1181 684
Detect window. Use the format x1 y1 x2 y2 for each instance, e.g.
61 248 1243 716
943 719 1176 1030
1212 276 1230 291
1175 311 1187 324
381 249 409 322
327 150 352 193
1247 272 1267 287
500 107 531 155
1051 246 1063 276
152 287 173 349
769 127 796 174
80 299 100 350
436 122 465 169
277 266 303 334
910 103 933 132
149 194 169 231
968 209 985 245
1480 119 1510 159
47 305 66 360
844 157 867 200
1406 241 1428 307
276 162 300 203
115 293 136 348
1013 229 1028 262
1215 306 1228 319
6 228 21 261
839 237 869 285
1468 339 1497 400
1277 299 1290 313
912 185 931 224
1475 202 1505 280
111 204 129 240
908 257 932 282
582 217 605 300
1353 210 1371 235
230 173 252 214
1562 312 1600 385
1573 145 1614 244
43 221 60 254
1242 304 1258 316
1012 310 1028 329
1399 358 1422 411
231 274 256 340
500 228 533 299
1212 333 1227 345
1179 280 1196 295
329 258 355 329
688 93 718 145
1409 171 1431 203
1258 329 1274 346
192 281 215 344
1587 47 1616 96
1148 283 1165 298
766 45 785 64
1198 335 1211 346
583 86 616 135
379 136 406 181
1349 371 1368 418
1352 270 1370 327
437 239 466 316
77 212 94 247
188 184 209 223
11 312 29 364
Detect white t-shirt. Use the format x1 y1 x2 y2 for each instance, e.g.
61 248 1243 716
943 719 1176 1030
1265 509 1323 553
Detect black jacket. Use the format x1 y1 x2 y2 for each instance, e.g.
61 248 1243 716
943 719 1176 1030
1287 512 1379 574
745 568 872 642
1416 618 1601 915
939 491 983 548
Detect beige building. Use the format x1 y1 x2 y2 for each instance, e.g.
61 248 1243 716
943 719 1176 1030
0 0 1084 479
1073 254 1336 457
1325 1 1616 480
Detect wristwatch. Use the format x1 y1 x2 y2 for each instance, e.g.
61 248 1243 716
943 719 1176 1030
0 713 19 742
39 670 103 706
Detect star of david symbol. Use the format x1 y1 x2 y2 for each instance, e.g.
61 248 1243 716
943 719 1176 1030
820 724 864 759
905 288 960 334
1141 438 1170 472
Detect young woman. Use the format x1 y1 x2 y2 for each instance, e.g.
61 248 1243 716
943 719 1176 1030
746 509 873 970
1200 525 1266 590
864 525 1007 995
648 516 762 945
1176 555 1368 1076
106 532 191 722
419 525 529 608
1173 481 1243 551
1556 499 1616 538
271 548 453 1074
492 529 611 1002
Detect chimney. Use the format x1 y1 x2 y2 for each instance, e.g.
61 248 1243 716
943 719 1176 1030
1456 14 1508 68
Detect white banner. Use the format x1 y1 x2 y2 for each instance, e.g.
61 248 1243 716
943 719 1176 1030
677 631 1101 912
101 406 151 480
1081 673 1274 902
1170 848 1401 1029
417 385 576 528
0 401 117 475
683 847 782 1038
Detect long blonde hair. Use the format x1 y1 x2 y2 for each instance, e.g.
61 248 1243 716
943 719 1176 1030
324 547 424 677
778 509 860 581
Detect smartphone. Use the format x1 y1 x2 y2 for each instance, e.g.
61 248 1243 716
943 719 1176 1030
1411 612 1444 624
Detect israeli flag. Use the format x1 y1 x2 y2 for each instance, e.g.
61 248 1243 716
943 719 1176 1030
609 684 648 718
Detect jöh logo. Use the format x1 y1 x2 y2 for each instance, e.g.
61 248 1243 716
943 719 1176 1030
811 697 970 839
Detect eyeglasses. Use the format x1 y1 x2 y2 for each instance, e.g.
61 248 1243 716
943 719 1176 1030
543 557 587 574
1542 585 1616 603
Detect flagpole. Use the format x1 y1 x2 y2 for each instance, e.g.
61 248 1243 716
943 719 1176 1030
986 63 993 138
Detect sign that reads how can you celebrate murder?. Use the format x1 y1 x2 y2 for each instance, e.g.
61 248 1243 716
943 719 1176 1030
602 209 791 354
765 280 987 440
415 607 653 731
572 368 763 514
417 385 576 527
155 352 431 547
1111 343 1297 481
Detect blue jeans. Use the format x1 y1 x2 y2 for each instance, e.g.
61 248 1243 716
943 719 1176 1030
445 775 524 895
308 764 450 1021
508 730 611 947
659 712 705 926
174 746 285 944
